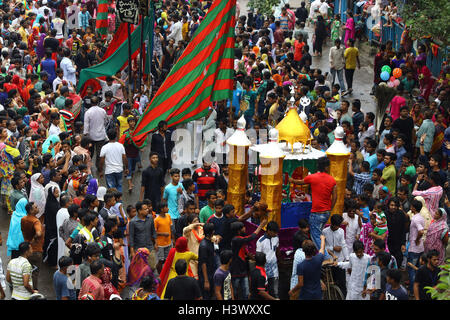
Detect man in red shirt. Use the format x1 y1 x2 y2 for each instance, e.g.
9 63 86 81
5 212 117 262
78 260 105 300
289 157 337 253
193 158 218 209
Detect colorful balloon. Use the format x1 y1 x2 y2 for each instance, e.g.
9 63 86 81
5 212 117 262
393 68 402 78
380 71 390 81
390 76 395 82
381 65 391 74
387 81 394 88
253 46 260 55
393 79 400 86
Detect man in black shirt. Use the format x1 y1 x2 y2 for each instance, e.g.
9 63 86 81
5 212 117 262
198 223 217 300
230 218 268 300
43 29 60 53
150 120 174 173
250 252 278 300
140 152 165 209
392 106 415 153
295 2 308 23
221 204 254 251
165 259 202 300
414 250 441 300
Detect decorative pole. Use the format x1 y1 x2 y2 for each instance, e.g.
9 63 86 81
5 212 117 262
226 116 251 217
259 128 285 226
325 126 350 216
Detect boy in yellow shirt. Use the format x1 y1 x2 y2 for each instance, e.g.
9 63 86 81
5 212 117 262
154 201 174 273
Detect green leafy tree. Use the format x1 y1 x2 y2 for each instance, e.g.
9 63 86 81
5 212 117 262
401 0 450 47
247 0 281 18
425 259 450 300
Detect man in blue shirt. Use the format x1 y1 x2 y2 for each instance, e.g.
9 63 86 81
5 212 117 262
242 77 257 127
288 235 327 300
351 99 364 136
232 81 243 116
163 168 184 225
78 5 92 31
364 139 378 173
53 256 76 300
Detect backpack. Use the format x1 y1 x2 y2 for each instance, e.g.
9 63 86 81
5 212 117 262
69 233 87 265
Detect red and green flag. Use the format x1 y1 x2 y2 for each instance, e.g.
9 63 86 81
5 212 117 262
95 0 109 38
76 16 152 93
131 0 236 148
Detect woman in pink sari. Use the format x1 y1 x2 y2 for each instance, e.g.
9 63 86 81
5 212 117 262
343 11 355 48
360 213 389 256
424 208 448 265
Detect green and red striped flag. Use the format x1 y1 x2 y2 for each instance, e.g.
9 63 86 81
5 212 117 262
95 0 109 38
131 0 236 148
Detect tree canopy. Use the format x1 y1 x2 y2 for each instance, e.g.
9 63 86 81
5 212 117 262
401 0 450 47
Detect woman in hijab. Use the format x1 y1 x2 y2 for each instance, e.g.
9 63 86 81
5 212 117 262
101 267 119 300
0 134 20 215
42 135 61 157
6 198 27 258
126 248 158 296
43 186 60 267
86 178 99 196
157 236 198 298
424 208 448 265
29 173 46 222
183 215 204 280
313 15 327 57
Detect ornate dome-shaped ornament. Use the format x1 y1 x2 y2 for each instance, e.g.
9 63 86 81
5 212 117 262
300 96 311 107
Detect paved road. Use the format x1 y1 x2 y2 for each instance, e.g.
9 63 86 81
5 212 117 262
0 2 378 300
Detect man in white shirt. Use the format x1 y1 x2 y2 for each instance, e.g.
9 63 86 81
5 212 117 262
83 96 108 168
98 76 125 100
342 201 362 254
99 128 128 193
53 68 64 92
38 0 53 18
48 112 62 137
323 214 348 297
214 118 234 167
56 195 72 263
336 240 370 300
167 15 183 45
44 168 62 200
65 0 79 33
329 39 346 93
60 48 77 87
309 0 322 20
52 10 65 41
319 0 330 19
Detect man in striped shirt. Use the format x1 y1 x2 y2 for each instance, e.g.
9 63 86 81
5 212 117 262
60 99 75 138
6 242 38 300
278 7 290 32
348 160 372 195
193 159 218 209
412 172 444 217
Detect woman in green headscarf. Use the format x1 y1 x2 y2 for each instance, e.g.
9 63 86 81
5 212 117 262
0 133 20 215
42 135 61 157
6 198 28 258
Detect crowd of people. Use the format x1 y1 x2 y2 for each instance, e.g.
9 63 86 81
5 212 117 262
0 0 448 301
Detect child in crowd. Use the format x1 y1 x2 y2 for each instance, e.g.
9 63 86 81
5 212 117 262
373 202 388 236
